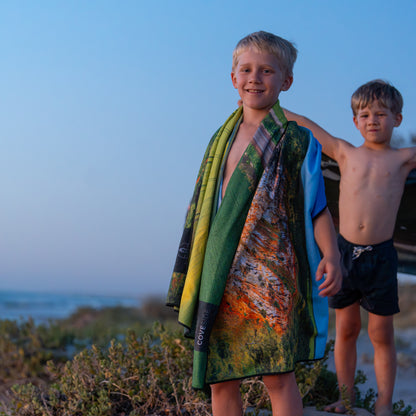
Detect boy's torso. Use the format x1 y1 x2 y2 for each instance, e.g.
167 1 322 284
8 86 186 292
337 145 410 245
222 120 258 198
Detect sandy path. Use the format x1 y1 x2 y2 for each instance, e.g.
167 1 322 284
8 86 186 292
325 328 416 411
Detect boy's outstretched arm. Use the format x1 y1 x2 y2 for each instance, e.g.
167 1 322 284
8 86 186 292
404 146 416 170
283 108 347 161
312 208 342 297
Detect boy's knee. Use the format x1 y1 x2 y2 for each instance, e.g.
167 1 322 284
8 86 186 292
368 325 394 346
368 315 394 345
335 304 361 341
337 320 361 340
263 372 296 392
210 380 241 397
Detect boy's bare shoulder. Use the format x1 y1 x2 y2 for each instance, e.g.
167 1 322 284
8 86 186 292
330 137 356 164
381 145 416 170
399 145 416 168
337 137 355 150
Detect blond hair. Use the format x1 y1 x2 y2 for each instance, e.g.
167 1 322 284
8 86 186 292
232 31 297 78
351 80 403 116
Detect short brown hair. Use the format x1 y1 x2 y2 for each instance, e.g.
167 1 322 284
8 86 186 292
232 31 297 78
351 80 403 116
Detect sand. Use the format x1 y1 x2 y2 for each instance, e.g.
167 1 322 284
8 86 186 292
317 281 416 414
324 328 416 411
253 405 373 415
253 327 416 415
296 282 416 415
303 407 373 415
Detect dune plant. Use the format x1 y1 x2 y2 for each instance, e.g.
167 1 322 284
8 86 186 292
3 323 211 416
0 322 347 416
0 306 413 416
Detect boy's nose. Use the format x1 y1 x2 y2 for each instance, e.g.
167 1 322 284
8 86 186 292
249 71 261 82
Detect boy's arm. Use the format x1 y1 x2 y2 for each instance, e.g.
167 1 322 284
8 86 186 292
404 146 416 170
312 208 342 297
283 108 348 161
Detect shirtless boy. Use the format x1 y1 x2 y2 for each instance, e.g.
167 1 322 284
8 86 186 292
167 31 342 416
284 80 416 416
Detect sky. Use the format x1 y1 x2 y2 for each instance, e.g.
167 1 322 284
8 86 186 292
0 0 415 297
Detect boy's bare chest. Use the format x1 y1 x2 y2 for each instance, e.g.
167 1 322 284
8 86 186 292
340 151 405 199
222 127 256 197
341 149 403 185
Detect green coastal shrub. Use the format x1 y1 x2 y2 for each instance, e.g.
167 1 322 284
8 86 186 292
0 319 63 383
5 323 210 416
0 306 413 416
0 322 340 416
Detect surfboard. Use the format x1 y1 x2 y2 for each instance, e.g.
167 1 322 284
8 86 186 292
321 154 416 275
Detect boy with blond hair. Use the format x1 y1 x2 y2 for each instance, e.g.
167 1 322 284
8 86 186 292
167 31 341 416
284 80 416 416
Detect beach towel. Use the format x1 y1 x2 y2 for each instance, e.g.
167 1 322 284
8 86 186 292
167 101 328 388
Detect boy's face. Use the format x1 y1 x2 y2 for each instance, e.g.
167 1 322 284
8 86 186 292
231 49 293 114
353 100 403 146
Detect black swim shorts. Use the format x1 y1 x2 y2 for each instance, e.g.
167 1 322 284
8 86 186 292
328 234 400 316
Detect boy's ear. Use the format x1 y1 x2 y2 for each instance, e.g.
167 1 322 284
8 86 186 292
281 75 293 92
231 72 238 89
394 113 403 127
352 116 360 130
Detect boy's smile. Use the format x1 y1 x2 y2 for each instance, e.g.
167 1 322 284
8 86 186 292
231 49 293 116
353 100 402 148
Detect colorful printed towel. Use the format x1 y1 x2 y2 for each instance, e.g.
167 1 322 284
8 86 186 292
167 101 328 388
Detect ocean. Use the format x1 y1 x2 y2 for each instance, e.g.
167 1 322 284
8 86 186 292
0 290 141 323
0 273 414 324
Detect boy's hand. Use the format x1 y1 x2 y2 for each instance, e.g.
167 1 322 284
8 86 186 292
316 256 342 297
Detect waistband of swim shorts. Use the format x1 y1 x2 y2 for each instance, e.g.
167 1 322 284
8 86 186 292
338 234 394 250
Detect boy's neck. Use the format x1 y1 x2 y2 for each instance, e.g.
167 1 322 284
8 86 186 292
241 105 272 128
361 139 393 151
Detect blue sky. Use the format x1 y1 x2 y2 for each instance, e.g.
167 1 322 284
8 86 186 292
1 1 415 296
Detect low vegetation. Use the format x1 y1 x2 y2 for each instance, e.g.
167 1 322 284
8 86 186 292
0 296 413 415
